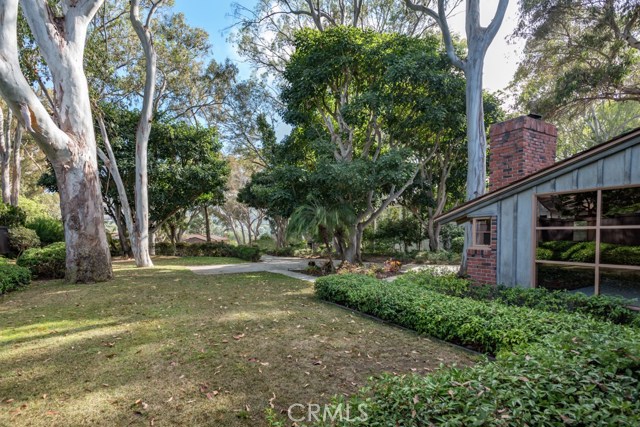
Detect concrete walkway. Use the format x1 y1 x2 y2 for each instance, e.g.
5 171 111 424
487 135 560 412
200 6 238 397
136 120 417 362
189 255 461 282
188 255 330 282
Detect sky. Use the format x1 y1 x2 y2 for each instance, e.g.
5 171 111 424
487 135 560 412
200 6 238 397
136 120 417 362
174 0 525 94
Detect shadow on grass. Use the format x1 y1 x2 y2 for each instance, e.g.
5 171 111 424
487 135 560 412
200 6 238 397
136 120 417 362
0 265 475 426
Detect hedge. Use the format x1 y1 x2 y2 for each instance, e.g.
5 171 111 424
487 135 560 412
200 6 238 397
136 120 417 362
395 271 640 327
8 226 41 256
17 242 66 280
315 274 614 355
155 241 261 262
311 274 640 426
0 263 31 294
313 328 640 426
26 217 64 246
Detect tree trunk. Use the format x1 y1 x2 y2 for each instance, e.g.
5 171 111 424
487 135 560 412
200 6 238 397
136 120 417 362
129 0 163 268
149 228 156 256
53 155 112 282
0 107 10 204
464 61 487 202
427 217 442 252
10 122 21 206
113 206 131 257
343 223 364 263
204 205 211 242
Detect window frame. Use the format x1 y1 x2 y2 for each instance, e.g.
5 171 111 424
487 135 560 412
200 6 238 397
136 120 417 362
471 217 493 249
533 184 640 299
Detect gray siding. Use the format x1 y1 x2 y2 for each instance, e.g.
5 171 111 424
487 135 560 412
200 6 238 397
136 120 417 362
491 144 640 288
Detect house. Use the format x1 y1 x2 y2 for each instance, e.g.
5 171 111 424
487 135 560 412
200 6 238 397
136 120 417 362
437 114 640 301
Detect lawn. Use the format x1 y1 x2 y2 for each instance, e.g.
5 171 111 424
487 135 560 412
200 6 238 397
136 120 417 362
0 258 475 426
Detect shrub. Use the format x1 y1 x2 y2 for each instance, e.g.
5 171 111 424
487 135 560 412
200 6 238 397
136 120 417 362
0 203 26 227
450 236 464 253
266 246 295 257
397 271 640 326
8 226 41 256
0 263 31 294
17 242 66 279
26 217 64 245
155 241 261 262
311 274 640 426
314 328 640 427
315 274 611 354
414 250 461 265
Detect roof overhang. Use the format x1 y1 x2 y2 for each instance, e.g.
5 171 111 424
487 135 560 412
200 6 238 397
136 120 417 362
436 127 640 225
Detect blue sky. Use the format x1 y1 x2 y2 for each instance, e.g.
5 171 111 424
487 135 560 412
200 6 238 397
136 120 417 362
173 0 257 78
173 1 523 94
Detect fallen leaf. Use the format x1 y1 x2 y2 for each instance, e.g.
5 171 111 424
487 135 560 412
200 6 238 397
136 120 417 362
233 334 245 340
268 393 276 408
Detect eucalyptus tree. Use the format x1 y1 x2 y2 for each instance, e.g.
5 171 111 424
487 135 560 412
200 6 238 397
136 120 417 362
234 0 436 76
0 0 112 282
280 27 469 262
513 0 640 118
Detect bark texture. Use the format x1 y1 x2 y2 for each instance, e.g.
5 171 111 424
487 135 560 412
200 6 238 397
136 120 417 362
0 0 112 282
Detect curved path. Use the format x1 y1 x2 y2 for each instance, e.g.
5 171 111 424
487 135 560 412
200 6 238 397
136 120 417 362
188 255 331 282
188 255 459 282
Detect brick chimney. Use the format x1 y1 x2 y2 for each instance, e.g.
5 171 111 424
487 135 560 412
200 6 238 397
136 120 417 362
488 114 558 192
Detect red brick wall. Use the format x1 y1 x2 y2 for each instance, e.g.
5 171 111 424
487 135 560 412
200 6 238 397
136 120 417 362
489 115 557 191
467 218 497 285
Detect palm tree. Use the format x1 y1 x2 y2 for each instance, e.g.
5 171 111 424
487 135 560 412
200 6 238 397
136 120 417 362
287 203 355 272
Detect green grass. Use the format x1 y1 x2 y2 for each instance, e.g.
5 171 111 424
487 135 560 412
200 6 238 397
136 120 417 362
0 258 474 426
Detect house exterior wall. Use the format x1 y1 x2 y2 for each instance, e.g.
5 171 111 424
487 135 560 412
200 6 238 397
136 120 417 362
488 142 640 287
467 218 497 285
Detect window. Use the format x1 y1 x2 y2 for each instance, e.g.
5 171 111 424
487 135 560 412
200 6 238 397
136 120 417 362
472 218 492 248
535 186 640 303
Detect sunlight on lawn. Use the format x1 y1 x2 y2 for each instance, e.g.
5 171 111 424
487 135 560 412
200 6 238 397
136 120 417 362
0 259 475 426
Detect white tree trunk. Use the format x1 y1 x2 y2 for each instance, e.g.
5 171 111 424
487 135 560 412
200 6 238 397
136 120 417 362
0 107 10 204
0 0 112 282
129 0 165 267
10 122 22 206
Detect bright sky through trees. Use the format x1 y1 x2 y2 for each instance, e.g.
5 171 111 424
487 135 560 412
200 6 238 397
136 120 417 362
174 0 524 93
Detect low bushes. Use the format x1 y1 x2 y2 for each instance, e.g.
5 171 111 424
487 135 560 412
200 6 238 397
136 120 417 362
155 241 261 262
8 226 41 256
265 246 295 257
26 217 64 245
414 250 461 265
17 242 66 279
396 271 640 326
316 328 640 426
0 262 31 294
315 274 612 354
312 274 640 426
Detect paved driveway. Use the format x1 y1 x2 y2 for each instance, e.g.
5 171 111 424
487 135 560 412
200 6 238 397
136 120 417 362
188 255 331 281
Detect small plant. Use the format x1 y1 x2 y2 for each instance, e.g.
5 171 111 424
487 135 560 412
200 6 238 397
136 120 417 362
0 203 26 227
17 242 66 279
0 263 31 294
8 226 41 256
26 217 64 246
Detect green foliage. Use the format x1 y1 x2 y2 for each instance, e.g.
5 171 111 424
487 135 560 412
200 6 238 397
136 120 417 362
8 227 40 256
17 242 66 280
315 274 608 355
450 236 464 253
374 216 424 252
396 271 640 326
414 250 461 265
0 203 27 227
25 217 64 246
514 0 640 118
314 273 640 425
155 241 261 262
315 328 640 426
0 263 31 294
40 104 228 230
